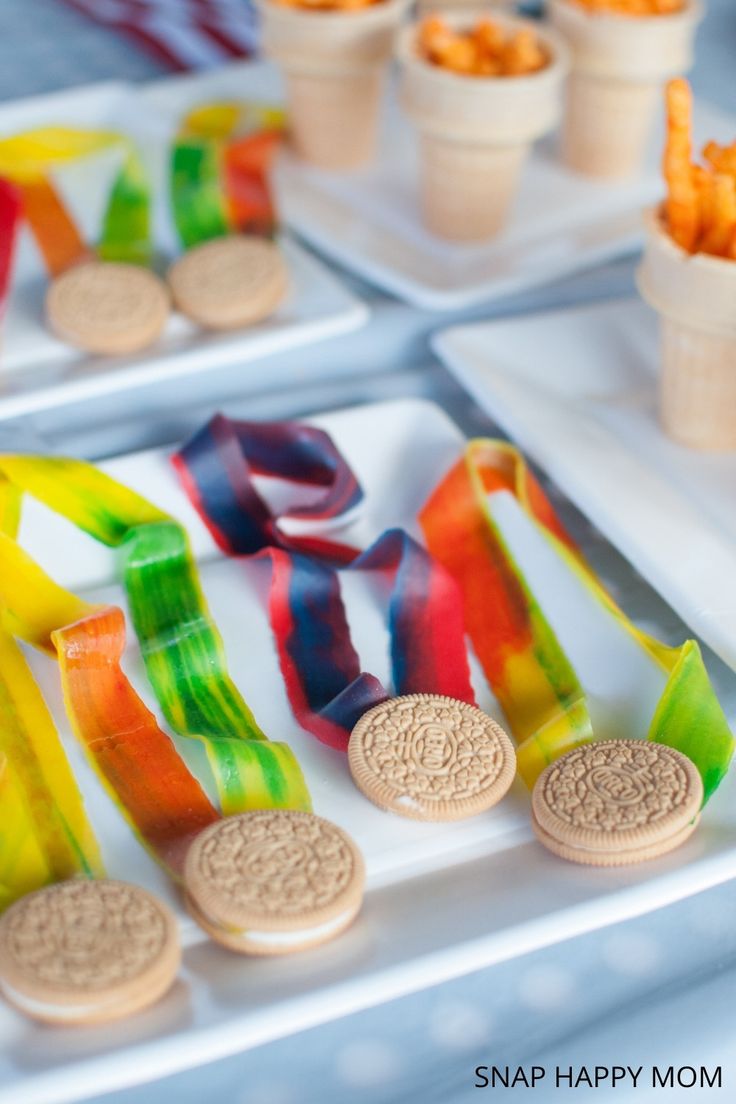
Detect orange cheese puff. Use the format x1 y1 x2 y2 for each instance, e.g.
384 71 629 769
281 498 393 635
700 174 736 257
419 17 454 62
663 78 700 251
501 29 546 76
474 18 504 57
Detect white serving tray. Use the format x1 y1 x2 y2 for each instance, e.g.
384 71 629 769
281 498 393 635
0 82 367 421
141 59 735 311
2 397 736 1104
434 298 736 674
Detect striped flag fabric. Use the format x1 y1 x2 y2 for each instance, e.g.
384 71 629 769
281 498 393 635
61 0 260 71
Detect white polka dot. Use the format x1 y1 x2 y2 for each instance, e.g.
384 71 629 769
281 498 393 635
242 1083 296 1104
428 999 491 1051
601 930 662 978
335 1039 402 1088
687 896 731 939
518 964 575 1011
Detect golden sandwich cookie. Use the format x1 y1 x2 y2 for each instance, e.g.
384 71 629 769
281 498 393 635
531 739 703 866
184 811 365 955
167 235 288 331
46 261 170 355
348 694 517 821
0 879 180 1026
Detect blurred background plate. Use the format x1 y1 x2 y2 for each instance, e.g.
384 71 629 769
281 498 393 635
141 60 736 312
0 81 368 420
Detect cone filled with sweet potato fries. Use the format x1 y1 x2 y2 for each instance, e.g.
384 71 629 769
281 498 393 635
257 0 410 169
549 0 702 178
637 80 736 450
397 13 569 241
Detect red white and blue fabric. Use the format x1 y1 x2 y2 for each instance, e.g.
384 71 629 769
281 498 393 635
62 0 259 71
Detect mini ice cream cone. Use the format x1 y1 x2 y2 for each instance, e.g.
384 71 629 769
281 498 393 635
397 14 569 242
637 207 736 450
549 0 703 179
257 0 410 170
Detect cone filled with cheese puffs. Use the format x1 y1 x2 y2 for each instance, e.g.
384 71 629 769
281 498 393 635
637 80 736 450
549 0 702 179
257 0 410 170
397 13 569 241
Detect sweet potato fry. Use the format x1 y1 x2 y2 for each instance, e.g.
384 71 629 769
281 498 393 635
700 174 736 257
661 80 736 258
663 78 700 251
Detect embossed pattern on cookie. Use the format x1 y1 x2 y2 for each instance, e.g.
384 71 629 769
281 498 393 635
347 694 516 821
531 739 704 867
184 811 365 956
0 880 180 1026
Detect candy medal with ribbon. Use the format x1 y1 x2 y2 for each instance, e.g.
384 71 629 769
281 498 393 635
419 439 734 802
0 452 310 874
0 127 152 276
0 512 218 888
173 415 518 819
0 127 160 358
171 102 285 247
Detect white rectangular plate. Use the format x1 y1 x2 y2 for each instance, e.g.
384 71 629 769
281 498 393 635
142 59 735 311
434 298 736 673
0 82 368 421
2 396 736 1104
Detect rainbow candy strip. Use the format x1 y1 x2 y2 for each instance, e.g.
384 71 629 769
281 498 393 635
171 102 284 247
174 417 478 749
261 530 475 750
0 531 217 883
0 453 310 860
174 413 364 564
420 440 734 800
0 619 103 903
0 504 103 906
0 127 151 275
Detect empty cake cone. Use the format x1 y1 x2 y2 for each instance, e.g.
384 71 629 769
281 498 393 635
257 0 410 170
397 14 569 242
549 0 703 179
637 207 736 451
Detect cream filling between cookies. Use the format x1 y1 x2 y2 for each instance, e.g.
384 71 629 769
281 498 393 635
0 982 116 1021
201 904 354 947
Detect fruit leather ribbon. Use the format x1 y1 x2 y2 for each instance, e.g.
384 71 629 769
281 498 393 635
0 531 216 885
174 414 475 749
261 532 475 751
0 127 151 275
0 454 310 835
174 412 364 564
0 615 104 909
420 440 734 801
171 102 284 246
